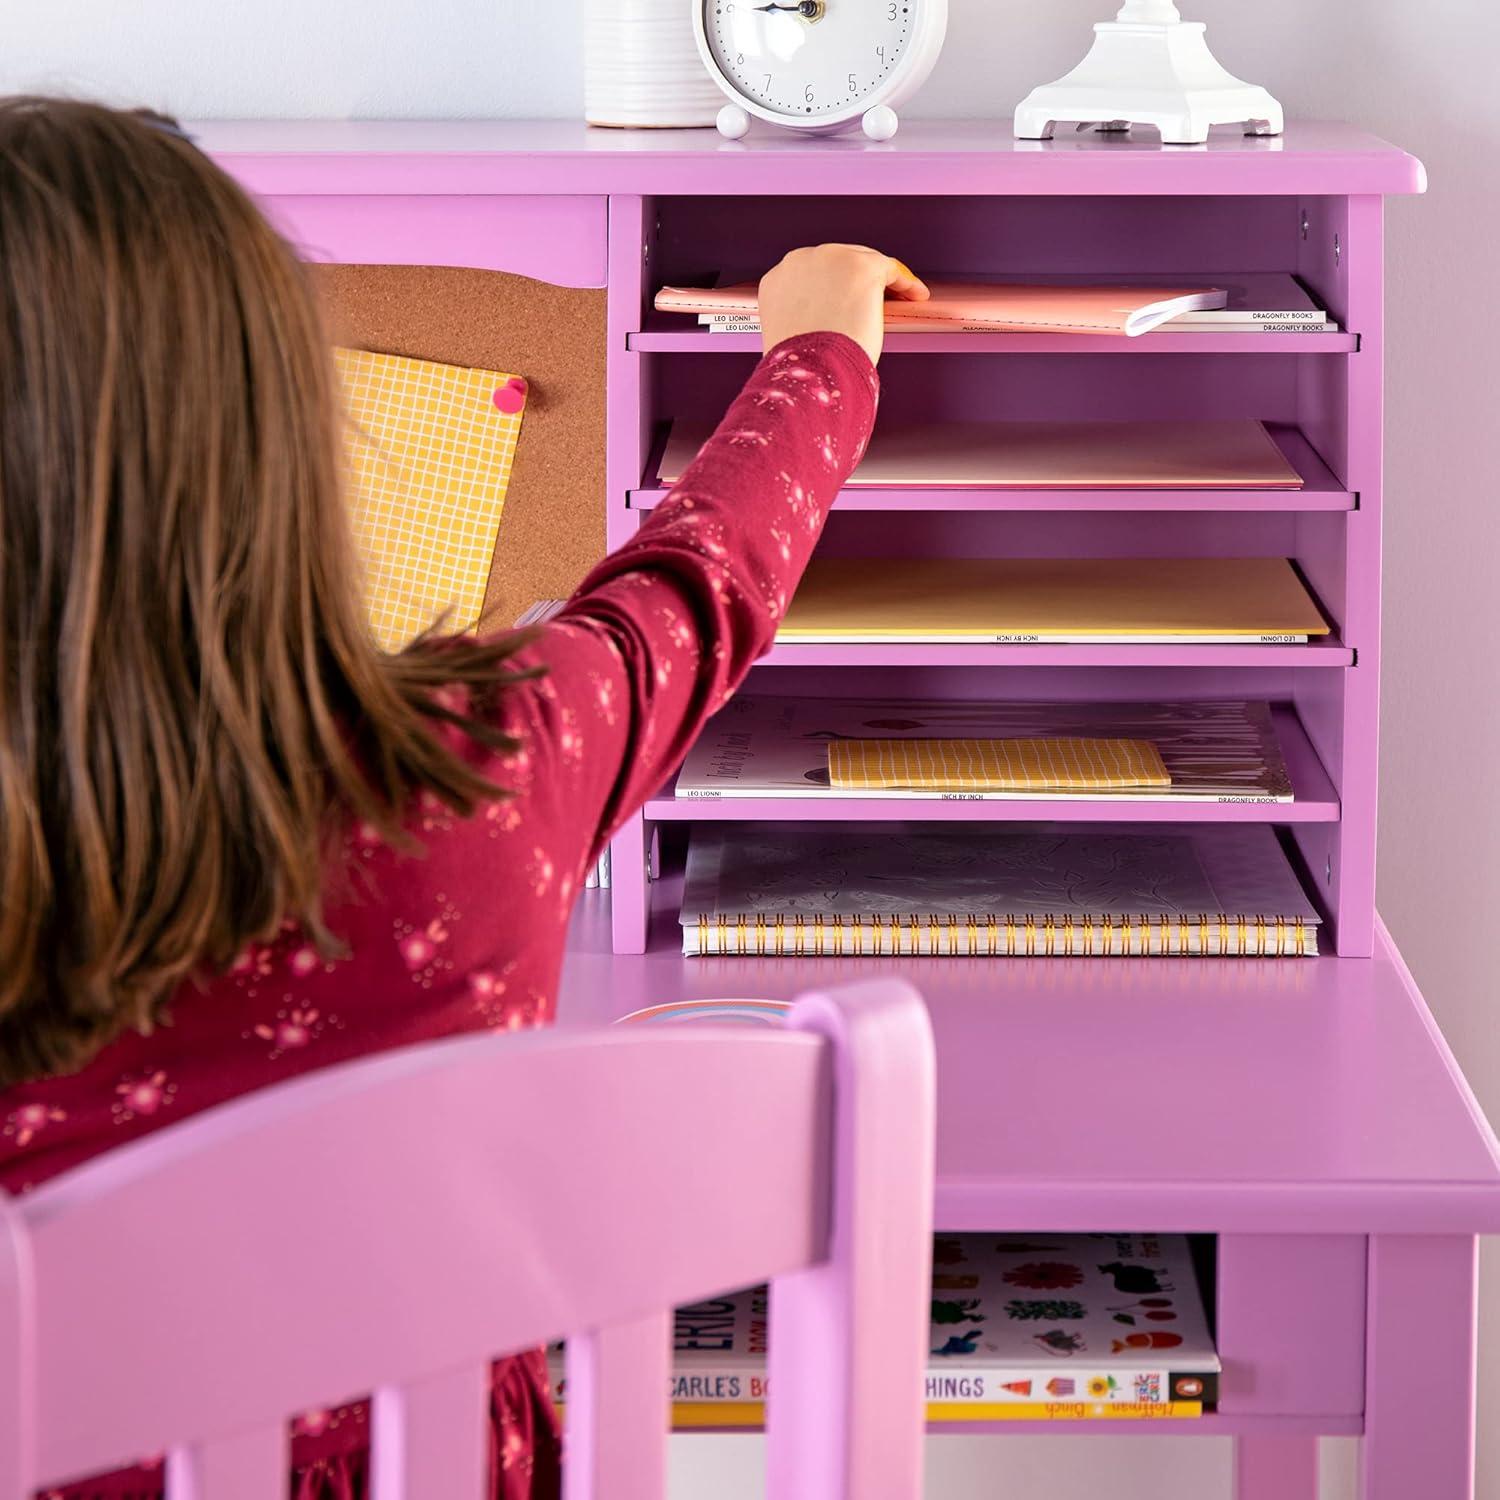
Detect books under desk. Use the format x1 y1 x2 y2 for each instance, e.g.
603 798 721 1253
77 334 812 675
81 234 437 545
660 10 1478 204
550 1233 1220 1426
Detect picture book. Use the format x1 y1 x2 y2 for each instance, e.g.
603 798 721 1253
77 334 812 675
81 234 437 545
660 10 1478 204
549 1233 1219 1424
672 696 1295 804
776 557 1330 644
655 280 1229 337
657 419 1306 491
679 823 1322 956
826 737 1172 793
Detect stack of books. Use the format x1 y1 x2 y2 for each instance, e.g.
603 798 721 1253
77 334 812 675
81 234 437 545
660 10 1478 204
551 1233 1220 1424
655 272 1338 337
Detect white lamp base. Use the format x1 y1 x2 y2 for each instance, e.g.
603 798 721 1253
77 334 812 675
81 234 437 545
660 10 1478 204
1014 17 1283 146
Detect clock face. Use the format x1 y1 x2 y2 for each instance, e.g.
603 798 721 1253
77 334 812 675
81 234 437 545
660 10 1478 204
701 0 919 121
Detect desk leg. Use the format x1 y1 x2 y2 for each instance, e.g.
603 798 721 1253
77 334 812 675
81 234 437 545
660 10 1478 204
610 819 649 954
1362 1235 1477 1500
1234 1436 1317 1499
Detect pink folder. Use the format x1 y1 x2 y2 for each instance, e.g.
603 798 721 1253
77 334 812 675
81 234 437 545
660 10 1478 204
654 280 1229 336
658 419 1305 491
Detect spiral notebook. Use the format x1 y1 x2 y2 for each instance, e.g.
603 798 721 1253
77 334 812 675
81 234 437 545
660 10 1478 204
680 824 1321 957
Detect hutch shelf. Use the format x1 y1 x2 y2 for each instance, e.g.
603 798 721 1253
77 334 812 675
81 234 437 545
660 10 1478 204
206 119 1500 1500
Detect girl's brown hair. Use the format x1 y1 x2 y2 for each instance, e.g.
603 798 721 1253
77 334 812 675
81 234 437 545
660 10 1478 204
0 98 531 1084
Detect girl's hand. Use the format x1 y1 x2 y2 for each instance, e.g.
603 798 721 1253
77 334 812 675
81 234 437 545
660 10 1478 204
757 244 930 366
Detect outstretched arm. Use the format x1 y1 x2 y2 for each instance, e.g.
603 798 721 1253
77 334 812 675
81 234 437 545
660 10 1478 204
506 246 927 867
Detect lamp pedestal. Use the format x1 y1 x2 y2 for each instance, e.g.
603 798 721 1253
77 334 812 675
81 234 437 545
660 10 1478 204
1013 0 1282 146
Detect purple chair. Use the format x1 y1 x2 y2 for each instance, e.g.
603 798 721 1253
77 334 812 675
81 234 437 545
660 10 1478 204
1 979 934 1500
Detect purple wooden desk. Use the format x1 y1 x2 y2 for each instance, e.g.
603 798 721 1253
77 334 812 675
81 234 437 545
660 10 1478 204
203 119 1497 1500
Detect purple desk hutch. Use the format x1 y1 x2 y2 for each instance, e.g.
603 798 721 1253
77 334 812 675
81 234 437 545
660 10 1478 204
204 120 1500 1498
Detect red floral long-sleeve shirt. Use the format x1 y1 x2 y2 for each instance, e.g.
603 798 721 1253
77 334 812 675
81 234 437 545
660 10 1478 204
2 332 878 1500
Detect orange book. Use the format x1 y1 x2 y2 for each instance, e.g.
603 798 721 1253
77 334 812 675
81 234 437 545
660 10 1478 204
654 280 1228 337
777 557 1331 644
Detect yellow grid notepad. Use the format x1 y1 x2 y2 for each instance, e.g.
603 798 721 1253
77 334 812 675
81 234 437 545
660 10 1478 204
827 737 1172 793
335 347 528 652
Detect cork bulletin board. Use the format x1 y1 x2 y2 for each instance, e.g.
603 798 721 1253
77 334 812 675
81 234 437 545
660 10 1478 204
311 264 607 632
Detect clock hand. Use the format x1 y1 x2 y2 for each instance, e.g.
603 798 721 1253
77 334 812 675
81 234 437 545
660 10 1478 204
752 0 825 14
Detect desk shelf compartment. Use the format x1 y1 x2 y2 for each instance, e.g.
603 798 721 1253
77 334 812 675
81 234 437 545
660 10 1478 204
639 352 1355 495
644 813 1335 965
638 192 1357 350
782 510 1353 664
608 189 1378 961
643 672 1352 950
633 424 1353 515
648 704 1337 825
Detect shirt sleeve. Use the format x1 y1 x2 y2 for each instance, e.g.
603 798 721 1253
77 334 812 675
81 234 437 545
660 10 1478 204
497 331 879 867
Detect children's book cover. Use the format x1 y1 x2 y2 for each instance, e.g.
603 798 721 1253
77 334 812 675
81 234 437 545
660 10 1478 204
551 1234 1219 1423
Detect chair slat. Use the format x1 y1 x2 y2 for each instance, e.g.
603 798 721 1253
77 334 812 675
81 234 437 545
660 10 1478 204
371 1364 488 1500
563 1313 671 1500
165 1424 285 1500
1 1199 34 1500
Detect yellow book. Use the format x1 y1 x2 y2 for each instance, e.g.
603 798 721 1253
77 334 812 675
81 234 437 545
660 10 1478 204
777 556 1330 644
665 1400 1205 1427
335 347 528 652
827 736 1171 792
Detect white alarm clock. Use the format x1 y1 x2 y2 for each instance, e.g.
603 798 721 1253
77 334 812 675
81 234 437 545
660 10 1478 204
693 0 948 141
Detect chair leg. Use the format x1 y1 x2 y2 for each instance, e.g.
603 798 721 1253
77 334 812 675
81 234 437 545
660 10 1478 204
1361 1235 1477 1500
1234 1435 1318 1500
564 1312 671 1500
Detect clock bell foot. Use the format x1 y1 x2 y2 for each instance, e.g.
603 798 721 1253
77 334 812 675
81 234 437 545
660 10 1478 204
715 104 751 140
861 105 900 141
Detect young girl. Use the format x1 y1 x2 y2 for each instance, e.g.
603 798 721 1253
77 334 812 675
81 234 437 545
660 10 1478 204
0 98 926 1497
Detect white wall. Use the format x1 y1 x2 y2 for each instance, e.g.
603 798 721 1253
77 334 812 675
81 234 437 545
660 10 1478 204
4 2 1498 1496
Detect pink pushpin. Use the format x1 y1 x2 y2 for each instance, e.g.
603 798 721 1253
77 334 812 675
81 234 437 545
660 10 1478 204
492 376 527 414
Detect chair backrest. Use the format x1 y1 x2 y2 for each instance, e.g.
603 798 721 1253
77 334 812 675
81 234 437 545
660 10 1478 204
0 979 935 1500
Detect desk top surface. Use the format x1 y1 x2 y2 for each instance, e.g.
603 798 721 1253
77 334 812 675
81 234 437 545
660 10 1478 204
196 119 1425 198
558 896 1500 1235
